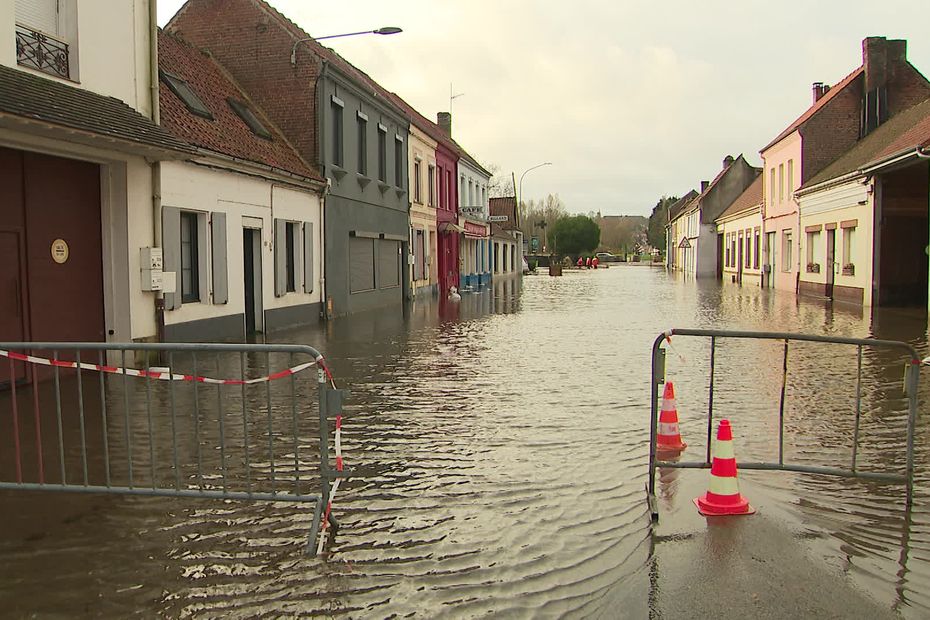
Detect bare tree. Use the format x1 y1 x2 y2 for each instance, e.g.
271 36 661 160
484 162 515 198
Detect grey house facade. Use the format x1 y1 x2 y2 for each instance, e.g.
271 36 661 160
318 64 410 317
169 0 410 318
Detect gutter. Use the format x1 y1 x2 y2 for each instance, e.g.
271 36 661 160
187 148 327 191
150 0 165 344
794 168 865 199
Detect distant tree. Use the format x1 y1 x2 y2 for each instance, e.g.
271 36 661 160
520 194 568 251
549 215 600 257
647 195 679 252
484 162 515 198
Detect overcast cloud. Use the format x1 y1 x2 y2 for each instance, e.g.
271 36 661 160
159 1 930 216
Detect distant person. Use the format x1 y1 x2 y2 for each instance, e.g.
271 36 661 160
577 256 584 268
592 256 599 269
585 257 592 269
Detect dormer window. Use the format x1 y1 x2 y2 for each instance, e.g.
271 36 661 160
228 98 272 140
160 71 213 120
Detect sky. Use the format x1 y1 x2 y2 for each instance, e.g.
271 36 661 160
158 1 930 217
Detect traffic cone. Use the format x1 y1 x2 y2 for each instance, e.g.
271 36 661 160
694 419 754 516
656 382 687 456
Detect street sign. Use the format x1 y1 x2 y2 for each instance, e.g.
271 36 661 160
530 236 539 252
488 215 508 222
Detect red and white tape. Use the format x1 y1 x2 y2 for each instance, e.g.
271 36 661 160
0 349 322 385
316 405 344 555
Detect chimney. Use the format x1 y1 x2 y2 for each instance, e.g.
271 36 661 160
863 36 889 92
437 112 452 136
812 82 826 103
723 155 734 169
700 180 709 193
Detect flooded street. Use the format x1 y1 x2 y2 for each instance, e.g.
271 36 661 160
3 265 930 618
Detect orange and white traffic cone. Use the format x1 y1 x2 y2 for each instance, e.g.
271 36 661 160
694 419 754 516
656 382 687 456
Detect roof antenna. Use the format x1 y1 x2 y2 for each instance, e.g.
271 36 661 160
450 82 464 113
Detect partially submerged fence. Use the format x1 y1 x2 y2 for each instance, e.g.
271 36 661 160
647 328 921 520
0 342 347 556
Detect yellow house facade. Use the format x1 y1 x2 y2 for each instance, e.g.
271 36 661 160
408 123 438 296
716 175 763 286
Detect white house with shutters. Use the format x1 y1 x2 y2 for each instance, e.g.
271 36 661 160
157 30 326 340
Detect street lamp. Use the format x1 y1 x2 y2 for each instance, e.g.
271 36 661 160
518 162 552 213
290 27 403 65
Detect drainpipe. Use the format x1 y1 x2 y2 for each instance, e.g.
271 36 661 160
150 0 165 343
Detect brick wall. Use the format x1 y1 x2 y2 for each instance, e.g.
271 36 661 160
800 76 862 183
802 48 930 183
167 0 321 169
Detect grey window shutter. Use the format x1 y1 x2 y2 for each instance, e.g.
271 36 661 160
162 206 181 310
274 218 286 297
211 212 228 304
303 222 314 293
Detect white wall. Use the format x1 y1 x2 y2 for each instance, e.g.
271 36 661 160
4 0 153 115
160 161 323 329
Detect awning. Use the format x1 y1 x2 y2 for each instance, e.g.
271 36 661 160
439 222 466 234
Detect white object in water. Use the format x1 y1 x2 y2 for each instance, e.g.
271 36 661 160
448 286 462 302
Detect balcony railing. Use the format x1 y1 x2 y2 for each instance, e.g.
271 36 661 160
15 25 70 80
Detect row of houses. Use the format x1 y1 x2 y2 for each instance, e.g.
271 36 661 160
667 36 930 311
0 0 523 347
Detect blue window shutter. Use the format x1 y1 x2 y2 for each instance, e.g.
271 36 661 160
162 206 181 310
211 212 228 304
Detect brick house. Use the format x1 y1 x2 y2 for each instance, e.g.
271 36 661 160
760 37 930 294
168 0 410 318
157 29 326 339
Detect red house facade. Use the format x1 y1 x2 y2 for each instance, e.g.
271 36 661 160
436 142 460 296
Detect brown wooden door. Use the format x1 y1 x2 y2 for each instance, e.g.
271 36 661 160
0 231 27 384
23 152 104 342
826 229 836 299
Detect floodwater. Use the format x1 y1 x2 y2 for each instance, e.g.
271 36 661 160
2 265 930 618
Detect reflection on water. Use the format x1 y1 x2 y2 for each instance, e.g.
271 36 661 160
1 268 929 617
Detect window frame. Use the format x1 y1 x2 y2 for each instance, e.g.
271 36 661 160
160 71 214 120
180 211 201 303
356 113 368 175
428 164 435 206
331 97 344 168
227 98 272 140
377 125 387 182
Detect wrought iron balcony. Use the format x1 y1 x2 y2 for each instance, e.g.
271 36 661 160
15 25 70 80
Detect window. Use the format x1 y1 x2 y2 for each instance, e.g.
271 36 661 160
414 229 426 280
730 234 736 268
331 98 344 167
725 233 731 267
161 71 213 120
379 240 400 288
778 163 784 203
745 231 751 268
357 114 367 174
414 161 421 203
15 0 59 35
285 222 297 292
180 212 200 303
378 126 387 182
806 230 820 268
782 230 793 272
227 98 272 139
842 227 856 266
394 136 404 187
428 164 435 206
753 229 760 270
770 168 775 207
786 159 794 199
460 176 466 207
349 236 375 292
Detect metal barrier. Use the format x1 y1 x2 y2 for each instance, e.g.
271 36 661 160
647 328 920 520
0 342 347 556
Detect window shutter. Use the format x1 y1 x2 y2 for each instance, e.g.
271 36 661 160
378 240 400 288
274 218 286 297
15 0 58 35
211 212 228 304
424 232 430 279
162 206 181 310
303 222 314 293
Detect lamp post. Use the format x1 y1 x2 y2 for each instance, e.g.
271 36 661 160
290 27 403 64
518 161 552 214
